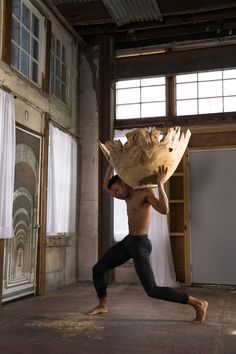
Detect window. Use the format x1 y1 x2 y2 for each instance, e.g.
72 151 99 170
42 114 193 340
116 77 166 119
11 0 43 85
176 69 236 115
50 34 67 102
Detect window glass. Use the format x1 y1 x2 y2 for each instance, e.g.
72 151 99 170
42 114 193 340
141 102 165 117
224 79 236 96
116 104 140 119
198 71 222 81
22 4 30 29
198 97 223 114
141 77 165 86
11 44 20 69
32 14 39 38
176 82 197 100
13 0 21 19
176 73 197 83
224 97 236 112
12 18 20 44
20 51 29 77
22 27 30 53
141 86 165 102
116 88 140 104
223 69 236 79
177 99 198 115
116 79 140 89
198 81 222 98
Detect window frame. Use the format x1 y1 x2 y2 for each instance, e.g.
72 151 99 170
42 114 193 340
115 76 167 120
10 0 45 87
176 69 236 116
49 32 67 103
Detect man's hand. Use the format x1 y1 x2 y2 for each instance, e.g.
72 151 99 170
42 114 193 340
155 165 168 185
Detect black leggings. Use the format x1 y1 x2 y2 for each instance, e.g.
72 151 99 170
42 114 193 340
92 235 189 304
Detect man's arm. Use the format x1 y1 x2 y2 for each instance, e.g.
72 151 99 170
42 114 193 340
147 165 169 214
103 164 114 196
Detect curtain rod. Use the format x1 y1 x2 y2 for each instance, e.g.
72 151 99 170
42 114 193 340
0 83 44 114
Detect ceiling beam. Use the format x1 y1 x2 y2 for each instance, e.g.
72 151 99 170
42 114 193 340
113 44 236 79
75 8 236 35
57 2 113 25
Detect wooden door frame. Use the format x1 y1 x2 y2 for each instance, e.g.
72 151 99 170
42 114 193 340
0 240 4 304
0 120 48 304
36 115 49 296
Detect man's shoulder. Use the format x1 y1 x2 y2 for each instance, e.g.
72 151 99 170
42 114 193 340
133 188 154 202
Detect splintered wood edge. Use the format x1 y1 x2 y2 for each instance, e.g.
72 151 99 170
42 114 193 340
133 184 158 189
98 140 111 163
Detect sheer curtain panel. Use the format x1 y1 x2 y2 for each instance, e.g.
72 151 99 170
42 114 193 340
47 124 77 234
0 89 16 238
149 189 179 287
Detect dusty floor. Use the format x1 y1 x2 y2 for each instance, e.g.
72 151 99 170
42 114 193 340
0 283 236 354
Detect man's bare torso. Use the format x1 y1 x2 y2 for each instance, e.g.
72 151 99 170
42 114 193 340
125 189 152 235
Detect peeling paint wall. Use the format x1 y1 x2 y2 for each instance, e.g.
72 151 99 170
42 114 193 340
77 47 99 280
0 0 78 293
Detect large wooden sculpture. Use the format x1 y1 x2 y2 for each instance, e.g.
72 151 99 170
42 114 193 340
99 126 191 188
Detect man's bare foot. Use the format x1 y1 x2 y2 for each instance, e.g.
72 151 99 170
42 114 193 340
192 300 208 324
87 305 108 316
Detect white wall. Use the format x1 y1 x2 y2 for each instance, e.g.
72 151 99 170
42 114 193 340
190 149 236 285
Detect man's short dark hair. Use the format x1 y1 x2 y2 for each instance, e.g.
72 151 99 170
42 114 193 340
107 175 121 190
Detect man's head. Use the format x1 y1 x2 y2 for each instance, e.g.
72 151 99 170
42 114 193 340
108 175 129 199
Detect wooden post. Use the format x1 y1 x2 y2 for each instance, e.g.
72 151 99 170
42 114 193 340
2 0 12 64
42 18 52 94
98 35 114 258
0 240 4 305
36 114 49 295
183 152 191 285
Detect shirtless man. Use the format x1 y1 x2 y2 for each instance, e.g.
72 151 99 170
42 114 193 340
88 164 208 324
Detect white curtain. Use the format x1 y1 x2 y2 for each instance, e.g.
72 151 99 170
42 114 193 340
47 124 77 234
149 189 179 287
0 89 16 239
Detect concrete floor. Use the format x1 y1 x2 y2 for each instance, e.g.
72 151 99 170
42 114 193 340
0 283 236 354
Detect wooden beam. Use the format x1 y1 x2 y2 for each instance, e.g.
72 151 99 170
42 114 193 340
114 112 236 130
98 35 114 258
0 240 4 305
77 8 236 36
42 18 51 94
2 0 12 64
57 2 112 25
189 130 236 148
36 114 49 295
113 44 236 79
166 76 176 116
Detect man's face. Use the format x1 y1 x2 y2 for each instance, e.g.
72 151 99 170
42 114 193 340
111 181 128 199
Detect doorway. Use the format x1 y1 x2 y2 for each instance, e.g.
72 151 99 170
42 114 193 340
189 149 236 285
2 127 42 302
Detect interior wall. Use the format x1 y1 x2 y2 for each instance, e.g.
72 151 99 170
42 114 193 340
189 149 236 285
77 47 99 280
0 0 78 293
